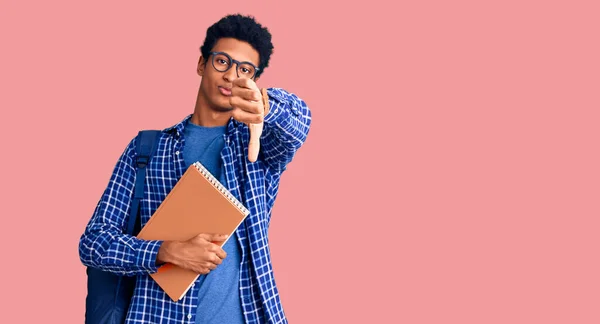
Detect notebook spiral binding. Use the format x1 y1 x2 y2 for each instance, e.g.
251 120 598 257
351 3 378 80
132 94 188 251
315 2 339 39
192 161 250 216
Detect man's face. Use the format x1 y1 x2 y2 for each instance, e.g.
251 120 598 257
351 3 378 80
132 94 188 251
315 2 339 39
197 37 261 112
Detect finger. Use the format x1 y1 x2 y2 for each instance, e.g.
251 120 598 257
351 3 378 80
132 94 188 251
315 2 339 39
229 96 262 114
231 87 261 102
210 253 223 265
214 247 227 259
199 262 214 272
233 77 258 91
209 253 222 265
248 122 263 163
231 107 263 124
193 234 209 243
195 233 215 242
197 233 228 242
208 233 228 242
261 88 270 115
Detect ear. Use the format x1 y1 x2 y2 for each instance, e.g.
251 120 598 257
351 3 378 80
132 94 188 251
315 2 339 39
197 56 206 76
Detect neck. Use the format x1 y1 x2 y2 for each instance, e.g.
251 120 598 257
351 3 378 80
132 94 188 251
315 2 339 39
191 88 231 127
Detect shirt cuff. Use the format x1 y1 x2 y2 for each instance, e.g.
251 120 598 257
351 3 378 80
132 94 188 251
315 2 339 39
263 88 297 130
135 239 164 273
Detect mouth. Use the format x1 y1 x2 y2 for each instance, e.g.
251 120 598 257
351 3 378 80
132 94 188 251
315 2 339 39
218 86 232 96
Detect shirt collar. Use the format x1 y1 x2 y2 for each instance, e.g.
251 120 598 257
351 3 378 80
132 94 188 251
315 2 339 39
164 114 193 137
164 114 240 137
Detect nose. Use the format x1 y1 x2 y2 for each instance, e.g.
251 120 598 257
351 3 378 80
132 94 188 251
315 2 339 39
223 64 238 82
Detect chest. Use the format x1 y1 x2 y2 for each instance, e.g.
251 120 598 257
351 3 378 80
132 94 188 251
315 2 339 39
139 131 263 220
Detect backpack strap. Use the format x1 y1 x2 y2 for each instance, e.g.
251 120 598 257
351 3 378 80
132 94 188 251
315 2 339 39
126 130 161 236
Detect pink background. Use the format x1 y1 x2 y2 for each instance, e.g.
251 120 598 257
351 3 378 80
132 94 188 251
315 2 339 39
1 0 599 323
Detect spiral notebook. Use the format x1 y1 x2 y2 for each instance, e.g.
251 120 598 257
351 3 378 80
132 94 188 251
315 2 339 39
136 161 250 302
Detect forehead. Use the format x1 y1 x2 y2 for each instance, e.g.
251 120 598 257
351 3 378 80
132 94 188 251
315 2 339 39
212 38 260 66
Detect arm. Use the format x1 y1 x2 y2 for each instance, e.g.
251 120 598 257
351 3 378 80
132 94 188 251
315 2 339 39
260 87 312 172
78 137 163 276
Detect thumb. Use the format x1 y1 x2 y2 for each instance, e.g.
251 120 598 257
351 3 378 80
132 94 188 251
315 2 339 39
196 233 229 242
247 122 263 163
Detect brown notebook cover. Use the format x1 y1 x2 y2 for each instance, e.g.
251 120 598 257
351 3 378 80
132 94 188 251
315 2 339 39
136 161 250 302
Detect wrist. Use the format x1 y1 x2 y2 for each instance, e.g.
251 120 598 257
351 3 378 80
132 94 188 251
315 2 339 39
156 240 179 265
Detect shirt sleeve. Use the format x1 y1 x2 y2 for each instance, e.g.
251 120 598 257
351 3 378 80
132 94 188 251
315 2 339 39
78 137 163 276
260 87 312 172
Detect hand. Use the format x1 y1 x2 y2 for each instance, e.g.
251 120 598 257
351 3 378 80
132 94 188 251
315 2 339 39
229 78 269 162
157 233 228 275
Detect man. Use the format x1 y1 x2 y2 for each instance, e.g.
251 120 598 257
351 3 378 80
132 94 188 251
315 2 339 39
79 14 311 324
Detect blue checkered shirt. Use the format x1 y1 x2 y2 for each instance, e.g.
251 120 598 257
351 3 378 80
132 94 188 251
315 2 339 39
79 87 311 324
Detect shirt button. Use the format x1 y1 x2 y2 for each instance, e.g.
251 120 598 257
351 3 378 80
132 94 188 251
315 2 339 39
187 314 192 319
175 151 180 155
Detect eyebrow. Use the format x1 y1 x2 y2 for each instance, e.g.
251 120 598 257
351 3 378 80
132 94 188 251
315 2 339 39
217 51 258 66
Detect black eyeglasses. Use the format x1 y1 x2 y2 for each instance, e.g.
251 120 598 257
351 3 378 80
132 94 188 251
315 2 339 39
209 51 260 79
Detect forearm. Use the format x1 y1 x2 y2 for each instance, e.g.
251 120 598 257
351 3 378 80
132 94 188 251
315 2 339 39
79 222 164 276
156 240 179 265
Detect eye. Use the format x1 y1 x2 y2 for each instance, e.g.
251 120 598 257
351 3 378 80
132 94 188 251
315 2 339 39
217 59 228 65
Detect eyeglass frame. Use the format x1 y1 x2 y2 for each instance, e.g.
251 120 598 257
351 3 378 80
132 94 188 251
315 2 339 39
209 51 260 79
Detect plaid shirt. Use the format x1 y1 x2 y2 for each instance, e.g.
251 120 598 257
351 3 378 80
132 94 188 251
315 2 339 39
79 87 311 324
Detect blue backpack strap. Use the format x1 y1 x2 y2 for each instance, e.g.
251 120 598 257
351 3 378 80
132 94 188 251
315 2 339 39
125 130 161 236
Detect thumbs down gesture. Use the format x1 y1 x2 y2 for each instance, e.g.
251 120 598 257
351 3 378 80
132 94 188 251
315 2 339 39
229 78 270 162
